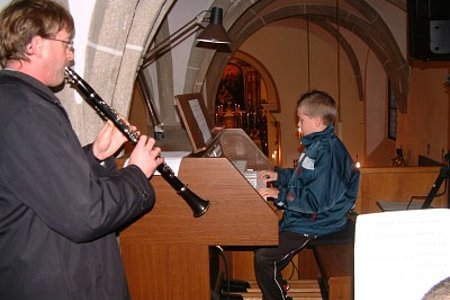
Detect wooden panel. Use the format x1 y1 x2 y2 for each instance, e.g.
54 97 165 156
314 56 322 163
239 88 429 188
328 276 352 300
313 244 353 279
355 166 446 213
297 249 320 280
121 157 278 245
230 250 255 280
121 242 209 300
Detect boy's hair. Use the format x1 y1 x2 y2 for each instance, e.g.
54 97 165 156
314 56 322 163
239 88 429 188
0 0 74 67
297 89 337 126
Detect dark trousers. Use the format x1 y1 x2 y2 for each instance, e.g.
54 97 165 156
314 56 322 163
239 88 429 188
254 231 313 300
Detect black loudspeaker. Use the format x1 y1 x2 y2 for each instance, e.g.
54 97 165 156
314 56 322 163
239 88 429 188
408 0 450 61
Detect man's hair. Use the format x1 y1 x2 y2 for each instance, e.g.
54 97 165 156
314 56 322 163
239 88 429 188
0 0 74 67
296 89 337 126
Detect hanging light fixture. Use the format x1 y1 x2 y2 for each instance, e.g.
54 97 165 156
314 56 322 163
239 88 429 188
197 7 230 44
141 6 231 69
196 7 231 52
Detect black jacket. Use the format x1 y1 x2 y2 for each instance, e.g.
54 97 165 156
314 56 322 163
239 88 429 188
0 70 155 299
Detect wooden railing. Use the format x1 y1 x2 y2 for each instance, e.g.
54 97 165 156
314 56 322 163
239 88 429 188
355 166 447 214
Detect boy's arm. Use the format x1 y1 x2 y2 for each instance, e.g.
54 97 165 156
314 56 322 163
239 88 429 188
274 167 294 206
287 152 356 214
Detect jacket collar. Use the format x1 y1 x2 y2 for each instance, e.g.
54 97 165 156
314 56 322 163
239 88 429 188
301 125 334 148
0 69 63 107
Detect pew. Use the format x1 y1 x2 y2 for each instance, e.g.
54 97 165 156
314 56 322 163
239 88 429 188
355 166 445 213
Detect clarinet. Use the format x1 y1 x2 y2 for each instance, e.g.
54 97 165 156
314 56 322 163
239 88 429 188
64 67 210 218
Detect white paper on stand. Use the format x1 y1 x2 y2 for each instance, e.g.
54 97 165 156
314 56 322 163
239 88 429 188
354 209 450 300
154 151 191 176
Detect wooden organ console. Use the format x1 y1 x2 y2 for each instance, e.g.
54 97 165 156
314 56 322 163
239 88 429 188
119 93 279 300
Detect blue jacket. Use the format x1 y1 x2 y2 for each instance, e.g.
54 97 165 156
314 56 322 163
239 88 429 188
275 125 359 236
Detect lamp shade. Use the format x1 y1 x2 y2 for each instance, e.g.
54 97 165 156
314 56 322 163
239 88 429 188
196 7 231 44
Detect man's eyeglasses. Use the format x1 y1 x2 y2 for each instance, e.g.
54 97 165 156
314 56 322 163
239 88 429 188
46 37 74 51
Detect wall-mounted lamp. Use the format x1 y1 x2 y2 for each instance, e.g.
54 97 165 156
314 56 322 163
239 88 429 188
141 6 231 69
138 7 231 140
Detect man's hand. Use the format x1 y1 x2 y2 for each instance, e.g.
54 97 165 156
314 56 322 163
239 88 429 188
92 121 128 161
128 135 163 178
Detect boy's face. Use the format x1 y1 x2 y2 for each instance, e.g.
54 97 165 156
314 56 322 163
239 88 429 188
297 106 326 136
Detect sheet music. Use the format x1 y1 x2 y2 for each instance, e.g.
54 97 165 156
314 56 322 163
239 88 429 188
189 99 212 145
354 209 450 300
154 151 191 176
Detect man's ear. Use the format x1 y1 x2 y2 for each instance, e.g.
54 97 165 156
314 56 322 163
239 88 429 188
27 35 43 58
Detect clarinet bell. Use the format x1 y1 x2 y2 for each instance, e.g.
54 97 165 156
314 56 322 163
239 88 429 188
179 186 210 218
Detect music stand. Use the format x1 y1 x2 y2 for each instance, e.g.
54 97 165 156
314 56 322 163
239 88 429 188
174 93 214 153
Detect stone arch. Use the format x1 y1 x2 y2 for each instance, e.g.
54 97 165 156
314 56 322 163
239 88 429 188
187 2 408 117
64 0 176 144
